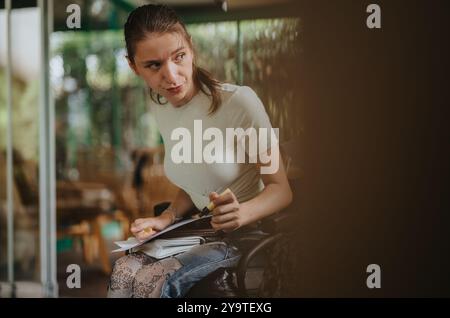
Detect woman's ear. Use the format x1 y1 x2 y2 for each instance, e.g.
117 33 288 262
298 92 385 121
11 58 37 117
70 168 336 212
126 56 139 75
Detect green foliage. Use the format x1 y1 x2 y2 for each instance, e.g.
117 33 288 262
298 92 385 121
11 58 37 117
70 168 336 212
0 69 39 161
188 22 239 83
241 18 302 142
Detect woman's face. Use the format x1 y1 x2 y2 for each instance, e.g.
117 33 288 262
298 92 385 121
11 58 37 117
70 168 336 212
128 32 196 107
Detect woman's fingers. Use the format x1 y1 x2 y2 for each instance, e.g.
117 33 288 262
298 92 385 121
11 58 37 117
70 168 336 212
212 192 235 207
212 201 239 219
209 189 241 232
135 229 154 241
211 202 240 231
212 211 237 224
132 219 156 241
130 219 153 234
131 218 146 230
130 223 145 233
208 192 219 202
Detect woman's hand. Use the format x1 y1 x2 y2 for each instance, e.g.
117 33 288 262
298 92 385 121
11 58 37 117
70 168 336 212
130 213 173 241
209 190 248 233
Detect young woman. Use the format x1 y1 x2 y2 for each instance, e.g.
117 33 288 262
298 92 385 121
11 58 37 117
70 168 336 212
107 4 292 298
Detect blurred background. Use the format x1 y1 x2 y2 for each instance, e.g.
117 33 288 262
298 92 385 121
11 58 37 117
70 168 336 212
0 0 302 297
2 0 450 300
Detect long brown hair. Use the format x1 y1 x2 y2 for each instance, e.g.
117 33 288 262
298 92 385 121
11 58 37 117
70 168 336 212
124 4 222 114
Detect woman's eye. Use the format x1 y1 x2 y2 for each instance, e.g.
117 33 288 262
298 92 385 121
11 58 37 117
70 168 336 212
146 63 160 70
175 53 186 62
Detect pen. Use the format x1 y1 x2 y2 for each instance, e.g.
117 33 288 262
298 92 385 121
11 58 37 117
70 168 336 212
200 188 232 217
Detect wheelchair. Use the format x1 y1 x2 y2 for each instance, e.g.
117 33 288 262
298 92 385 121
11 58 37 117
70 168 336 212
151 202 294 298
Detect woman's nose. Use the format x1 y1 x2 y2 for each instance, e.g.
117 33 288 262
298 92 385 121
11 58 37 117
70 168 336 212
162 61 178 84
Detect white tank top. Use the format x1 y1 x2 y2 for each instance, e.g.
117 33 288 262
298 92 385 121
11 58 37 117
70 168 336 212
150 83 277 210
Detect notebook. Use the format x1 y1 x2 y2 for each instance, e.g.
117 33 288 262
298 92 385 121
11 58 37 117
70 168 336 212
112 215 213 253
137 236 205 259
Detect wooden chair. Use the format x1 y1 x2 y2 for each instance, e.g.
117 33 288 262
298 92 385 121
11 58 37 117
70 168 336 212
57 180 128 274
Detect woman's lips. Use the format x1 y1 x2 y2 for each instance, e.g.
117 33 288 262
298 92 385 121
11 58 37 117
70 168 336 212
166 84 184 94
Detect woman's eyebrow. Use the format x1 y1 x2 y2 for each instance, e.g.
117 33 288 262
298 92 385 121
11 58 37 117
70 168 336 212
141 46 186 65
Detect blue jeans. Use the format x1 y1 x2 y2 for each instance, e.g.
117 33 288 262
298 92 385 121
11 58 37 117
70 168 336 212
160 240 241 298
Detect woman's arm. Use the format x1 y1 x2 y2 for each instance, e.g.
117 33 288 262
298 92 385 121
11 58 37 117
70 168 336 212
162 188 196 224
210 152 293 232
131 188 195 240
